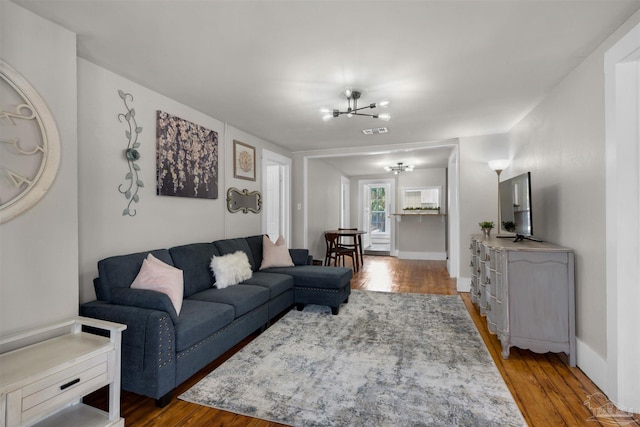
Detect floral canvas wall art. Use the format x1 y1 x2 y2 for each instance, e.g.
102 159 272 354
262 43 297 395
156 111 218 199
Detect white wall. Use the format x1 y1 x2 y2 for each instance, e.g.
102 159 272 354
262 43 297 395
0 2 78 337
77 59 290 302
457 133 509 291
505 10 640 393
397 168 446 212
224 127 290 239
305 158 344 260
396 168 447 258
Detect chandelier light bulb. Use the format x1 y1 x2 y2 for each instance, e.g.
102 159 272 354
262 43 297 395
385 162 414 174
321 88 392 121
322 114 332 121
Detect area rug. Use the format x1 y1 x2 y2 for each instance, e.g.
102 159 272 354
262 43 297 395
179 290 526 426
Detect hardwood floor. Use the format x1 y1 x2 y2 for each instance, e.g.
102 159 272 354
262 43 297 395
87 256 639 426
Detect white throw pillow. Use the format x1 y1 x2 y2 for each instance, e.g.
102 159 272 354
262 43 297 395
260 235 294 270
210 251 253 289
131 253 184 315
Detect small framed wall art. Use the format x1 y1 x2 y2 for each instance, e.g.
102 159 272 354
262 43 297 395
233 140 256 181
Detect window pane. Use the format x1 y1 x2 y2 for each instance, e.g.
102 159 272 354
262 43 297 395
370 212 386 233
370 185 387 233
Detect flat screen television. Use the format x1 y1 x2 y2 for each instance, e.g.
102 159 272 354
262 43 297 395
499 172 536 241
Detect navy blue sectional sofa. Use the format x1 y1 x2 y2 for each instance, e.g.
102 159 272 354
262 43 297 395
80 235 352 406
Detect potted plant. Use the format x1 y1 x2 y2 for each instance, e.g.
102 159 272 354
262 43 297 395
502 220 516 233
479 221 494 238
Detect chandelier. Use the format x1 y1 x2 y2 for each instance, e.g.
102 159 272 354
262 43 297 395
322 89 390 121
384 162 414 174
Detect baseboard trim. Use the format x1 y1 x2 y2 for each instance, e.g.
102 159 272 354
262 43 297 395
397 251 446 260
576 338 608 396
457 276 471 292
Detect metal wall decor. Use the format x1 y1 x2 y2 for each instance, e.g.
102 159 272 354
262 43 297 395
226 187 262 214
117 89 143 216
0 60 61 224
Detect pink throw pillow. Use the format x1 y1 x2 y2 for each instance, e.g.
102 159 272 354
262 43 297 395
260 235 294 270
131 254 184 316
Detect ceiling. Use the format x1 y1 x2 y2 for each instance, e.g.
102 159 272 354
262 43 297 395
12 0 640 175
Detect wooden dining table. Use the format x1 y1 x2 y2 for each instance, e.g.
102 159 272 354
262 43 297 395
325 229 366 271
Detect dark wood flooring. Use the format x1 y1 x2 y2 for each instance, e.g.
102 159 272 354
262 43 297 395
85 256 639 426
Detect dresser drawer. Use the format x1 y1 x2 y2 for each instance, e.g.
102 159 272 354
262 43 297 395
6 353 110 426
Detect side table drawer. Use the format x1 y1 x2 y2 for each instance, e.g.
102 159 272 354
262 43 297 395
6 353 110 426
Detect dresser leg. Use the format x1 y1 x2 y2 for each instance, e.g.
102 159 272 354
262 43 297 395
500 340 511 359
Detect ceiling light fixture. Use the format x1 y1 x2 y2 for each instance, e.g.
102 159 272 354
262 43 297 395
384 162 414 174
321 89 390 121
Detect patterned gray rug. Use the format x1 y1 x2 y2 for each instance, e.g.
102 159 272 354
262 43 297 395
179 290 526 426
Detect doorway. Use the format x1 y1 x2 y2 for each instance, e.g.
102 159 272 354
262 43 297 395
604 21 640 411
359 179 395 255
262 150 291 246
340 176 350 227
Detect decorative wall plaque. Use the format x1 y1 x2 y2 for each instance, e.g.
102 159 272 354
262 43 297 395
0 60 60 224
226 187 262 214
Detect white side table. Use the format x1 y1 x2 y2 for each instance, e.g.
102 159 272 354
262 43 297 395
0 317 126 427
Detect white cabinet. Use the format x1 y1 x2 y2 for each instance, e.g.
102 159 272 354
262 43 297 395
0 318 126 427
470 235 576 366
420 189 439 204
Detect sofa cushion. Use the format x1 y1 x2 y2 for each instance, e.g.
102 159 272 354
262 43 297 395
169 243 220 298
213 238 256 270
131 254 184 316
242 271 294 299
187 285 270 318
96 249 173 302
263 265 352 289
175 299 235 352
245 235 264 272
289 248 311 266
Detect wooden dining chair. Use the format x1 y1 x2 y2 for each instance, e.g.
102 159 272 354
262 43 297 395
337 227 358 249
338 227 362 270
324 232 357 270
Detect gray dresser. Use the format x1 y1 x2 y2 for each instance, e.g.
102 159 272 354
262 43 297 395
470 235 576 366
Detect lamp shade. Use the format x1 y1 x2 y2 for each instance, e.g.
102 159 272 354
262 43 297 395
488 159 510 171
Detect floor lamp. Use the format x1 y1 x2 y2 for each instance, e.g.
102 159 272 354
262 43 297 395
488 159 510 236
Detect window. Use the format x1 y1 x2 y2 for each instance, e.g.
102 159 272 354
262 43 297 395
370 186 387 233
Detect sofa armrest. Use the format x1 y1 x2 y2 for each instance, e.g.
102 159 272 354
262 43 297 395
289 248 311 266
111 288 179 324
80 301 177 400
